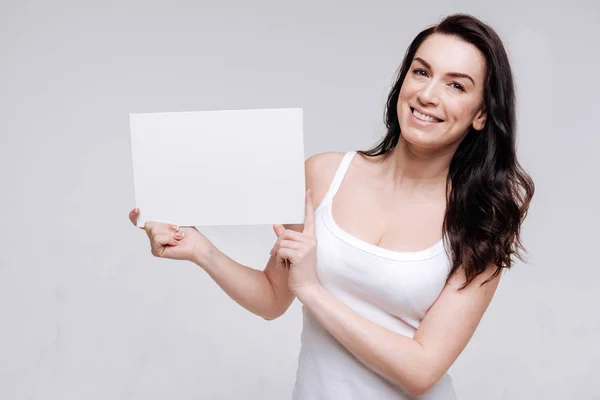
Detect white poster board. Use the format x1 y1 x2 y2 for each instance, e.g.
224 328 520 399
129 108 306 227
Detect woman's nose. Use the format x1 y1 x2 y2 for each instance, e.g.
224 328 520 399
417 81 441 106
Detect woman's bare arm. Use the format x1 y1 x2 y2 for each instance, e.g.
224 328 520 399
194 226 299 320
190 152 342 320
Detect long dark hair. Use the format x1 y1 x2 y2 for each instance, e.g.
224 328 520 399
358 14 535 289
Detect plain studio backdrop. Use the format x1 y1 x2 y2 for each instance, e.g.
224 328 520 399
1 0 598 399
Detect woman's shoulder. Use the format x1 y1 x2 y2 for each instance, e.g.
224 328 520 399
305 151 347 175
304 152 347 209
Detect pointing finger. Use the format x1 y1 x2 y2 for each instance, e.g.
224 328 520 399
303 189 315 236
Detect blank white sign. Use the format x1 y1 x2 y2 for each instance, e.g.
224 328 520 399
129 108 306 227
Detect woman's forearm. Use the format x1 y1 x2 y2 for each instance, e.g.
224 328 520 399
193 245 287 320
297 285 432 396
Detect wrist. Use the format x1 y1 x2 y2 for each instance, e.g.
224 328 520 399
295 283 323 305
193 243 217 270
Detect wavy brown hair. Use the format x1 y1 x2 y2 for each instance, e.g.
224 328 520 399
358 14 535 289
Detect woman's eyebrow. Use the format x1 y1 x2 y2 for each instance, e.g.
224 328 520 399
413 57 475 86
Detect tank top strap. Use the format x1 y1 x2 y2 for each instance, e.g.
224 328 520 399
319 151 356 209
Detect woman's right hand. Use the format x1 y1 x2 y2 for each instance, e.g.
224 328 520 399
128 208 214 264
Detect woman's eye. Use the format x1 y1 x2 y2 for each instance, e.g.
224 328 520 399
451 82 465 92
413 69 428 77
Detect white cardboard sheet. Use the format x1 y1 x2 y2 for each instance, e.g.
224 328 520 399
129 108 306 227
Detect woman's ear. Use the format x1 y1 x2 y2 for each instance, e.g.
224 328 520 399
472 107 487 131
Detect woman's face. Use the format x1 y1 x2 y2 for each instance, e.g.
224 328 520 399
397 33 487 151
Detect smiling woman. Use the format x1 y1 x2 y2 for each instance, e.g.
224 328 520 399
130 13 534 400
287 14 534 400
360 14 534 290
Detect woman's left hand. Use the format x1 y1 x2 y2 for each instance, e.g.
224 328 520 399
270 189 320 297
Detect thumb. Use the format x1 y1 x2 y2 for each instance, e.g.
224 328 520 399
272 224 286 237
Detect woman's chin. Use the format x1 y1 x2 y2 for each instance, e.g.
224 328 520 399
401 129 442 149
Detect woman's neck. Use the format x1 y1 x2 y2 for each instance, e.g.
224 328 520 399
380 137 455 191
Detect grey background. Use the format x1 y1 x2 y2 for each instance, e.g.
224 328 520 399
1 0 599 399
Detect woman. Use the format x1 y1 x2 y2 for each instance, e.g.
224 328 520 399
129 14 534 399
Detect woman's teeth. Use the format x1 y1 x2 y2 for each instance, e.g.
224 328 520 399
412 108 441 123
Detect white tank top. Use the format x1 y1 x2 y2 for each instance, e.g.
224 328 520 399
292 151 458 400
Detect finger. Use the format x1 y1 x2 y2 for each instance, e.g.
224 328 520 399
273 224 286 237
280 229 305 242
270 241 277 256
279 254 291 269
144 221 155 236
146 222 178 236
129 208 139 226
270 235 281 256
154 234 178 247
270 236 285 267
173 231 185 241
145 222 163 239
278 239 302 250
154 229 183 244
270 245 284 267
303 189 316 236
157 222 179 233
275 253 285 268
277 248 297 264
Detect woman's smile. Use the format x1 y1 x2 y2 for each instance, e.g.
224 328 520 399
409 107 444 124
